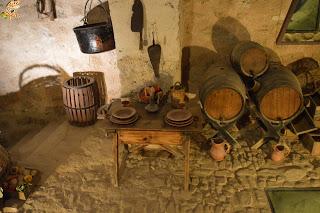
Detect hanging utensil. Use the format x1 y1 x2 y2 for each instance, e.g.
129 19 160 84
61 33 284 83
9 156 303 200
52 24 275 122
131 0 143 50
148 32 161 78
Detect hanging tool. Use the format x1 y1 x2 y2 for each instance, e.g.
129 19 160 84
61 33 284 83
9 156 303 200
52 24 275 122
147 32 161 78
131 0 143 50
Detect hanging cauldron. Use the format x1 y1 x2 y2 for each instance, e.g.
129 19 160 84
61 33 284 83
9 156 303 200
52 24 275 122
73 0 115 54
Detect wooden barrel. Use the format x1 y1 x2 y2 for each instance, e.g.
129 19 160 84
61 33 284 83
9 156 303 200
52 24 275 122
231 41 269 78
200 66 246 124
254 63 303 123
73 71 107 107
62 76 98 126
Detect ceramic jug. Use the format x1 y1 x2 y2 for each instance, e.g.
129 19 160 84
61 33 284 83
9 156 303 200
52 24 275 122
210 138 231 161
271 144 290 162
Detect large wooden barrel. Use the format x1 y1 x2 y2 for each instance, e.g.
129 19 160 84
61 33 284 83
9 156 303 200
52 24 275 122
254 63 303 123
200 66 246 124
231 41 269 78
62 76 98 126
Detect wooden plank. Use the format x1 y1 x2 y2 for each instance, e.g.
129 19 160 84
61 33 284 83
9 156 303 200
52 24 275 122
131 144 148 153
289 108 317 135
159 144 183 157
118 130 182 145
70 88 78 123
301 134 320 156
251 138 265 150
78 88 86 122
74 89 83 123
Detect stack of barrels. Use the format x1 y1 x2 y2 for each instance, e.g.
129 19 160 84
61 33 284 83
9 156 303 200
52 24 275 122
200 41 303 125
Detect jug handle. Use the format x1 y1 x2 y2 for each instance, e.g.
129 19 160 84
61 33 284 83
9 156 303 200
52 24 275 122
224 142 231 154
283 143 291 157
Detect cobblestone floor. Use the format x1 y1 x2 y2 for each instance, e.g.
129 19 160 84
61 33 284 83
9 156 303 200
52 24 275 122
19 121 320 212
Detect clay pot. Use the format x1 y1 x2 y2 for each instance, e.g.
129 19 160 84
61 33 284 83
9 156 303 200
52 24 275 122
271 144 290 162
210 138 231 161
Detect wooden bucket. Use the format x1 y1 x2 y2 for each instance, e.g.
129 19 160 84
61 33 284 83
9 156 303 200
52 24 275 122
231 41 269 78
199 66 246 124
254 63 303 123
62 76 98 126
73 71 107 107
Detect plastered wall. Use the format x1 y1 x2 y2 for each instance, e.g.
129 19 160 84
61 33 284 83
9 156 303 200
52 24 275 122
0 0 181 99
1 0 319 97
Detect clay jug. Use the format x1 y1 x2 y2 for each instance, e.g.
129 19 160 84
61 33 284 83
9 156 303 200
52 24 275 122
210 138 231 161
271 144 290 162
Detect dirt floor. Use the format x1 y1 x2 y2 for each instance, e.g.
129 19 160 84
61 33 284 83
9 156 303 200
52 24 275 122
6 118 320 213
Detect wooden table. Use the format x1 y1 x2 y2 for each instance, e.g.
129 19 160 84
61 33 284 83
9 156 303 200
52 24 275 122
105 100 204 191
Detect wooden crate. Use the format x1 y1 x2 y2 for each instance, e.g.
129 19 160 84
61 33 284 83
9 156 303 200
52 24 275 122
289 108 317 136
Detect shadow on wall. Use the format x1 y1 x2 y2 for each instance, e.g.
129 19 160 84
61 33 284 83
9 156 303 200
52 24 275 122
19 64 69 88
181 16 281 93
0 64 70 147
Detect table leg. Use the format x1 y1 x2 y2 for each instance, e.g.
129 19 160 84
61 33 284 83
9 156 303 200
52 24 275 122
112 132 119 187
184 136 190 191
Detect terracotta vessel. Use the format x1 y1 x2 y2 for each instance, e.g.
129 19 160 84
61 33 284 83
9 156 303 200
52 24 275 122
210 138 231 161
271 144 290 162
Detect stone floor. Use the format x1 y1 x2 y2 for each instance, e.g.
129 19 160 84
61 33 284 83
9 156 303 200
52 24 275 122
8 119 320 212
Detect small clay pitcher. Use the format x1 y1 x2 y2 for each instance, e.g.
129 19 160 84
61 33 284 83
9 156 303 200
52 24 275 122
210 138 231 161
271 144 290 162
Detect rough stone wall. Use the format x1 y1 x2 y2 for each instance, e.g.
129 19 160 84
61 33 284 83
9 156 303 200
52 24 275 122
180 0 320 92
